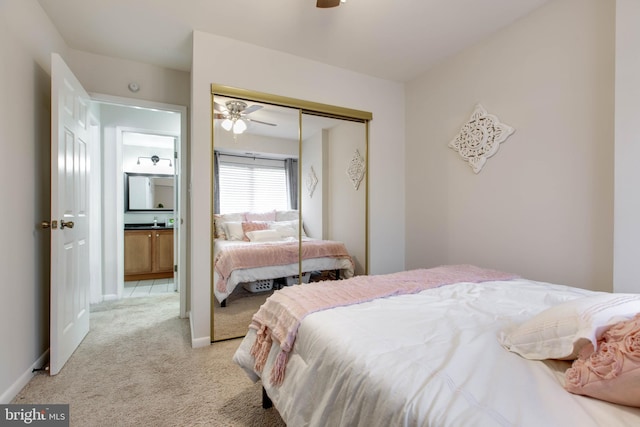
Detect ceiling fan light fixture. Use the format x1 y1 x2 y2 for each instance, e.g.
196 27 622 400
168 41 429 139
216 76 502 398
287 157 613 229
233 119 247 134
221 118 233 131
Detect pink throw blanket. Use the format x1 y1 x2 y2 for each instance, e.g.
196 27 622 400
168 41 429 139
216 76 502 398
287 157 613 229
249 264 519 385
215 240 352 293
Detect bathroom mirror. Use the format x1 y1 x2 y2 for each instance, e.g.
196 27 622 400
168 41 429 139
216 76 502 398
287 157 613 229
125 173 174 212
211 84 371 342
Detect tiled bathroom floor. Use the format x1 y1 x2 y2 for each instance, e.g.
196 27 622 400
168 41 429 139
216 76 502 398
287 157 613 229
123 278 176 298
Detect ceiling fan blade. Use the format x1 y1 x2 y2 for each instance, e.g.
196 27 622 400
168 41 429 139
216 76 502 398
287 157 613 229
241 104 263 115
247 118 277 127
214 101 227 113
317 0 340 7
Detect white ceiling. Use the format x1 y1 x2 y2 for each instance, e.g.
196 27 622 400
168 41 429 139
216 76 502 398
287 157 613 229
36 0 551 82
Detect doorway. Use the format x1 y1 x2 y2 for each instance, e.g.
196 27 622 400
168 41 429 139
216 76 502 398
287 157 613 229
90 94 187 319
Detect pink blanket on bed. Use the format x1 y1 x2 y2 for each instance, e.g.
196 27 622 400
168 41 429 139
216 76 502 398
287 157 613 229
249 264 520 385
215 240 352 292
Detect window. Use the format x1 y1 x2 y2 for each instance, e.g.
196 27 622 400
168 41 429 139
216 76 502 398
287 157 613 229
218 155 289 214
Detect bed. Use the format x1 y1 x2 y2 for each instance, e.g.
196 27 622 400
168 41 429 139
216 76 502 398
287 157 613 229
213 210 354 306
213 237 354 305
233 265 640 426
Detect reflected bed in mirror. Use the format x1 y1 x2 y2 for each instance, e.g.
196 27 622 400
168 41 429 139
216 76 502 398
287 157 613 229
125 172 174 212
213 209 355 306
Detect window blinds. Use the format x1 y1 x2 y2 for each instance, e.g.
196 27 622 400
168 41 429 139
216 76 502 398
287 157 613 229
218 155 288 214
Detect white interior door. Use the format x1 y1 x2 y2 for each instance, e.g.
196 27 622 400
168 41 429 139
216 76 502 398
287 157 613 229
173 138 180 290
50 53 91 375
173 134 187 318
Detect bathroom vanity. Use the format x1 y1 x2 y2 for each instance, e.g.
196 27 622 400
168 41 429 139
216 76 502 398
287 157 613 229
124 224 174 281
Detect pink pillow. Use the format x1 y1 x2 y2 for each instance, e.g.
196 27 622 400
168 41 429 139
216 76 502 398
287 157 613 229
564 313 640 407
245 210 276 222
241 221 269 241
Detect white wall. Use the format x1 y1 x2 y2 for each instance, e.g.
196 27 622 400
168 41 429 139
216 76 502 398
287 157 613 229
327 121 368 274
66 49 190 107
191 31 406 345
301 131 325 239
0 0 68 403
405 0 615 291
613 0 640 294
215 132 298 159
300 121 368 274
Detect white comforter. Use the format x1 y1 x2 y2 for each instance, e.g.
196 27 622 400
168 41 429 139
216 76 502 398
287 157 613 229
233 278 640 426
213 238 354 304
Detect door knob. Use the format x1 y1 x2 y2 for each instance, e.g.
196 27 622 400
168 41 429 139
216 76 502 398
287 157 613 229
60 220 74 229
40 221 50 229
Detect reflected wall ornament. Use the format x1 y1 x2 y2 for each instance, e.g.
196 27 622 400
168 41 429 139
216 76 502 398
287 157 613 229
346 149 365 190
448 104 515 174
306 165 318 198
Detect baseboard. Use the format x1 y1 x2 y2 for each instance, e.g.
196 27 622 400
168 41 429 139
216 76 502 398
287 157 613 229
190 314 210 348
0 349 49 404
102 293 118 301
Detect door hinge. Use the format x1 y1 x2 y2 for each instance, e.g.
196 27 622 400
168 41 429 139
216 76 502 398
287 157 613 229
174 265 178 272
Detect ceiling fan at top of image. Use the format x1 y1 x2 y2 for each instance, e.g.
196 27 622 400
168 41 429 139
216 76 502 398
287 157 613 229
316 0 347 8
214 100 277 135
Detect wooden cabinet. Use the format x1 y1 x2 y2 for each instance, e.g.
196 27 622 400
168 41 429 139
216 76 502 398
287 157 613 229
124 229 174 281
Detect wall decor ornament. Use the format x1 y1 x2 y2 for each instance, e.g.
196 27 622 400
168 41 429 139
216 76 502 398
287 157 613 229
306 165 318 198
346 149 365 190
448 104 515 174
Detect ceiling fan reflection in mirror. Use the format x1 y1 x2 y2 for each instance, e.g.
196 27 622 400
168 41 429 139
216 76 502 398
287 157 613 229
214 100 277 135
317 0 346 8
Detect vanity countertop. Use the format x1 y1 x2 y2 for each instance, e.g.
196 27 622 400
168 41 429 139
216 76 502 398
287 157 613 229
124 223 173 230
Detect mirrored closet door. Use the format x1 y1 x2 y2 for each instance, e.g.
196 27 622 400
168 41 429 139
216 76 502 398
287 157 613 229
211 85 371 342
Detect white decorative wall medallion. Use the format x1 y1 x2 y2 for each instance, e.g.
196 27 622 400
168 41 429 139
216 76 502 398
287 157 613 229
346 149 365 190
448 104 515 174
306 166 318 198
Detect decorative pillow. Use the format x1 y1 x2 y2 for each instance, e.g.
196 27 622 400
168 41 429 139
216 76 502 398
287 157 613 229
499 293 640 360
270 223 298 239
214 214 227 239
245 229 283 242
224 221 245 241
241 221 270 241
214 212 244 239
273 219 307 237
245 210 276 222
564 313 640 407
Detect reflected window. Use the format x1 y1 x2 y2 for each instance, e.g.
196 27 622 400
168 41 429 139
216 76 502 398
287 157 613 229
218 154 297 213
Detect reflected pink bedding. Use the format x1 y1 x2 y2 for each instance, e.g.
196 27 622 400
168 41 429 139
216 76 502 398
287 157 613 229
214 240 353 292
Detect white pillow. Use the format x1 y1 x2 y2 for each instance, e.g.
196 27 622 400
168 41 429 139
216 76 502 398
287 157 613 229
224 221 245 241
499 293 640 360
245 229 283 242
269 223 297 238
214 212 244 239
272 219 307 237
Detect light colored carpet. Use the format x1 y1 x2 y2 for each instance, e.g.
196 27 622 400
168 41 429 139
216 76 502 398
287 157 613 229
213 288 273 341
12 293 286 427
